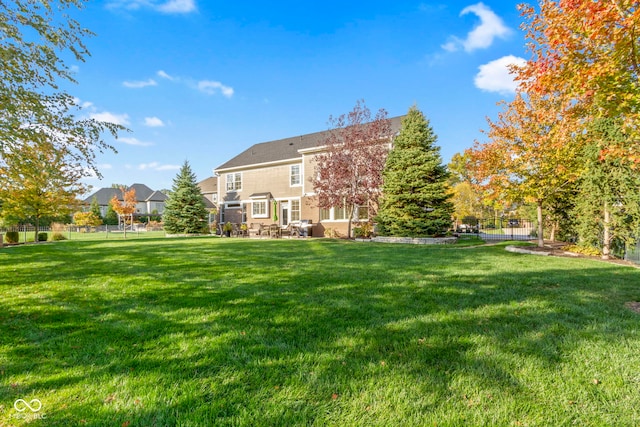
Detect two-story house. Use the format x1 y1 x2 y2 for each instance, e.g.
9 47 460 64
84 183 168 218
213 117 403 237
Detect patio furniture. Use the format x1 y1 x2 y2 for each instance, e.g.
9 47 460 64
248 223 262 238
298 220 313 237
281 222 295 238
259 224 270 237
269 223 280 238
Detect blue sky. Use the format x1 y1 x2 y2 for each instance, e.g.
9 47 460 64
69 0 528 192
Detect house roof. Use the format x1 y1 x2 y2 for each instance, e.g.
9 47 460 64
84 184 168 204
197 176 218 193
202 197 216 209
84 187 122 205
215 116 405 171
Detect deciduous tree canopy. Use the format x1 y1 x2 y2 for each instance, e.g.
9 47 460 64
312 100 393 238
1 0 121 178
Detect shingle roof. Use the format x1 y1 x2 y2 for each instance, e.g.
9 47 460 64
197 176 218 193
129 183 154 201
84 184 167 204
215 116 404 171
84 187 122 205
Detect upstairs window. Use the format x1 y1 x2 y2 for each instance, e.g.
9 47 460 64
226 173 242 191
290 165 301 186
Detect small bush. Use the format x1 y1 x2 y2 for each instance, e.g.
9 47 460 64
353 222 373 238
52 233 67 241
5 231 19 244
37 232 48 242
563 244 601 257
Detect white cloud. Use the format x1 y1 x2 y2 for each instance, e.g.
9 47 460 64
90 111 130 126
123 78 158 88
157 70 175 81
197 80 234 98
156 70 234 98
474 55 526 94
138 162 180 171
157 0 196 13
106 0 196 14
443 2 511 52
144 116 165 127
119 137 154 147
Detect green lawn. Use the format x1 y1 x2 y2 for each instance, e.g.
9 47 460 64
1 237 639 426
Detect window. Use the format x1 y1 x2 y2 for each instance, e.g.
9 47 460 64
226 173 242 191
290 165 301 186
334 206 347 220
320 208 331 221
356 206 369 221
290 200 300 222
252 200 268 218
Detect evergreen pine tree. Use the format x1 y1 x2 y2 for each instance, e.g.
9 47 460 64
163 161 209 234
103 202 119 225
376 106 454 237
90 196 103 223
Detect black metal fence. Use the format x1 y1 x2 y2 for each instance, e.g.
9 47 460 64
454 218 536 241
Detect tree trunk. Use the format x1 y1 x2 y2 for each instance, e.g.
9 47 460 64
536 202 544 248
347 204 356 239
602 201 611 260
34 217 40 243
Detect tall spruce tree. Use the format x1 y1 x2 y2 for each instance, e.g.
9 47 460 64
376 107 454 237
163 161 209 234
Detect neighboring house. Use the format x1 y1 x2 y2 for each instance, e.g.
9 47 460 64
83 183 168 217
213 116 403 237
197 176 218 210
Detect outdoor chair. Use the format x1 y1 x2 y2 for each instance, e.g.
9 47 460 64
269 224 280 238
248 223 262 238
259 224 270 237
280 223 295 238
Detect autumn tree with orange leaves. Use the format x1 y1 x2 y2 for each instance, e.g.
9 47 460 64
517 0 640 160
468 93 581 247
470 0 640 253
110 187 137 238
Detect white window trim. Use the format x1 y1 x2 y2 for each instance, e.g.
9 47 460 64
252 200 269 218
290 164 301 187
226 172 242 192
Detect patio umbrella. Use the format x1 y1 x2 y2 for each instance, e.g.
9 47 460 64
273 200 278 221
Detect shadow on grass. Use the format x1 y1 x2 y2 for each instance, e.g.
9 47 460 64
1 238 639 425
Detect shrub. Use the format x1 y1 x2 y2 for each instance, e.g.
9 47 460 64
37 232 48 242
563 244 601 257
353 222 373 238
52 233 67 241
5 231 19 244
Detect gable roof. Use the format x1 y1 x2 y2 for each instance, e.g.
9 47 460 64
84 187 122 205
197 176 218 193
215 116 404 171
84 184 167 204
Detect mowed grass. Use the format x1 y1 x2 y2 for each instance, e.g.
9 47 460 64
1 237 639 426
